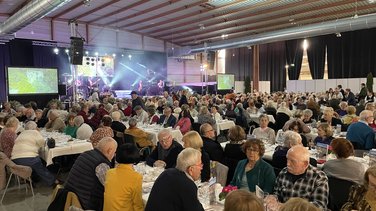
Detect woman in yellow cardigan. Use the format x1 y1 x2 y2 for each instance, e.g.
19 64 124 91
104 144 143 211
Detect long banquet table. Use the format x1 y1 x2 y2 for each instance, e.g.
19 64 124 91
40 130 94 166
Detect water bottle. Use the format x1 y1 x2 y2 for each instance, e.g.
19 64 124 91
336 124 341 135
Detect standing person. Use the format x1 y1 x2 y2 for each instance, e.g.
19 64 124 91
131 91 145 110
103 144 143 211
64 137 117 211
145 148 204 211
359 83 368 100
179 89 188 107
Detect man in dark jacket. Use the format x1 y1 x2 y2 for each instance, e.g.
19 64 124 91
131 91 145 110
64 137 117 211
146 129 183 168
157 107 177 127
145 148 204 211
200 123 224 163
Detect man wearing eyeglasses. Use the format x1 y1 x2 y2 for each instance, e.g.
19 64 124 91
146 129 183 168
145 148 204 211
200 123 224 163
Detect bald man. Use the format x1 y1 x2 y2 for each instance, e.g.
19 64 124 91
346 110 376 150
64 137 117 211
266 145 329 210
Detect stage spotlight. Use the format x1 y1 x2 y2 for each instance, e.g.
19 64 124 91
128 54 132 60
121 54 124 57
53 47 59 54
65 49 69 54
112 53 116 57
85 51 89 55
95 52 99 56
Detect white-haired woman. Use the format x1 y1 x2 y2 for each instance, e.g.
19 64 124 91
0 117 19 158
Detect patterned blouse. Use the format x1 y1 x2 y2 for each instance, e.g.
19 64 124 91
0 128 18 158
89 126 114 147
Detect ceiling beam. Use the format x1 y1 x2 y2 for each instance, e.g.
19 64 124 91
156 0 320 38
170 0 353 41
52 1 83 19
119 0 208 28
179 4 376 45
133 0 247 32
144 0 281 35
72 0 121 20
104 0 182 26
87 0 150 24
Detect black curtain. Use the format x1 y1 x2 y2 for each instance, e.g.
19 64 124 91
9 39 34 66
225 47 253 81
32 45 71 84
327 28 376 78
306 36 326 79
259 41 286 92
285 39 303 80
0 44 10 102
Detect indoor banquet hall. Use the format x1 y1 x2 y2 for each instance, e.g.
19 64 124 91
1 0 376 210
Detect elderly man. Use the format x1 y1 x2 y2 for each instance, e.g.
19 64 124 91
146 129 183 168
266 145 329 210
134 105 148 124
200 123 224 163
12 121 58 187
45 110 65 132
145 148 204 211
124 118 154 148
157 107 177 128
346 110 376 150
75 115 93 140
64 137 117 211
272 131 317 170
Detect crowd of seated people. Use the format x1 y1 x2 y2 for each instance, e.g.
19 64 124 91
1 84 376 210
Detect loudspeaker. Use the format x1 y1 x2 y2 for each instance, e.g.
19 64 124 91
58 84 67 96
70 37 84 65
207 51 215 70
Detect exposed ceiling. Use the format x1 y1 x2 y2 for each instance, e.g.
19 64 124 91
1 0 376 47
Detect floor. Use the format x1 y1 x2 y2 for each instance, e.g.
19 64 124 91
0 170 68 211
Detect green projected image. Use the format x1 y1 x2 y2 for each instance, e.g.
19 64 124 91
217 74 235 90
7 67 58 95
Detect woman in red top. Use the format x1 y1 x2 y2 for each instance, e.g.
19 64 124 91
174 110 192 135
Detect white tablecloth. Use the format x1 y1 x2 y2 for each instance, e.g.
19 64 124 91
216 120 235 134
40 130 93 166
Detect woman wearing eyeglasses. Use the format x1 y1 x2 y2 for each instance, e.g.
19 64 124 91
230 139 276 193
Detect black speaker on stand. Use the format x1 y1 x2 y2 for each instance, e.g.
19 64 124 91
70 37 84 65
58 84 67 96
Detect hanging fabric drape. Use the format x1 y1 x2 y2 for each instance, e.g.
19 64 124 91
285 39 303 80
306 36 326 79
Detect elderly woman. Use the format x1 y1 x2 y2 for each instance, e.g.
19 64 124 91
230 139 276 193
182 131 210 182
272 131 303 170
125 118 154 148
90 115 114 147
302 109 316 125
104 144 143 211
197 106 216 126
45 110 66 132
342 105 359 125
252 114 275 144
0 117 19 158
313 123 334 145
341 166 376 210
1 102 16 115
336 101 348 117
246 99 258 114
147 107 159 125
64 113 77 138
322 138 365 185
11 121 58 187
321 107 343 128
174 110 191 135
224 125 247 184
264 100 277 118
75 115 93 140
